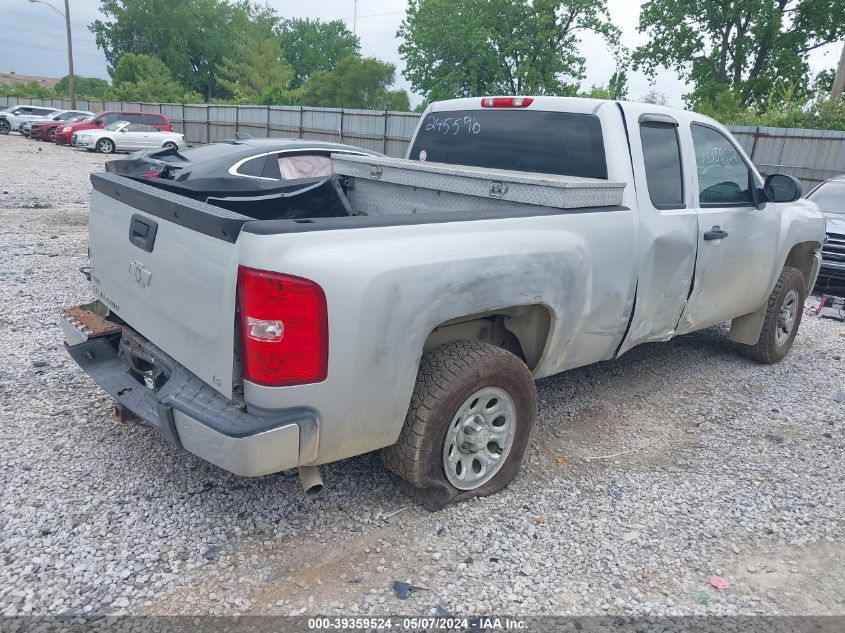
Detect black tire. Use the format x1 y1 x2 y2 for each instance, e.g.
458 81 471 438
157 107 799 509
163 141 178 151
96 138 115 154
0 120 10 135
381 340 537 509
47 128 56 142
741 266 806 364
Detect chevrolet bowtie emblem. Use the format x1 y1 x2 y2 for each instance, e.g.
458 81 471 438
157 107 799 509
129 260 152 288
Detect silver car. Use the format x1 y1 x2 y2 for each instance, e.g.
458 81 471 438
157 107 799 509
0 105 60 133
73 121 187 154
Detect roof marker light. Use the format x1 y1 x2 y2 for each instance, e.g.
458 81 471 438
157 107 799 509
481 97 534 108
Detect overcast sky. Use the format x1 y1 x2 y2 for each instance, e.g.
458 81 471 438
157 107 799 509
2 0 841 107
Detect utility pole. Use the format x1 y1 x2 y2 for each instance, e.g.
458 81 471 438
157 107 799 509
28 0 75 108
353 0 358 35
832 40 845 99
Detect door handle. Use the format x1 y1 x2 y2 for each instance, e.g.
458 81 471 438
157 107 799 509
704 226 729 241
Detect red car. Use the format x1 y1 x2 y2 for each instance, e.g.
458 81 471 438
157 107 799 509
32 115 88 142
54 110 173 145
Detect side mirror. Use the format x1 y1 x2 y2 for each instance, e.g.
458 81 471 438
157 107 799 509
764 174 802 203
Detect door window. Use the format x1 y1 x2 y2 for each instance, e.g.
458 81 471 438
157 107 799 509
98 114 121 126
691 124 754 206
640 122 684 209
143 113 166 125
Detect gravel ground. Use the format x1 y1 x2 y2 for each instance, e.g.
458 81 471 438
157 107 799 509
0 133 843 620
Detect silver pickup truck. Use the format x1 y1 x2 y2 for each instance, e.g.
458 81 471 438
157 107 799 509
63 96 825 508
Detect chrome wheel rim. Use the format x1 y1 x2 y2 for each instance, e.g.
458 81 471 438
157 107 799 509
442 386 517 490
776 289 799 346
99 139 113 153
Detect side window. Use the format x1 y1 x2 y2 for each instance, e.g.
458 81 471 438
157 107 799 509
234 156 267 178
98 114 120 126
639 122 684 209
143 113 165 125
691 124 754 206
34 108 53 116
123 113 144 124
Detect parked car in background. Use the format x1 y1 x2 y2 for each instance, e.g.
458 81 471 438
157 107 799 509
0 105 60 133
806 175 845 292
105 138 380 190
27 110 93 140
54 111 172 145
73 121 186 154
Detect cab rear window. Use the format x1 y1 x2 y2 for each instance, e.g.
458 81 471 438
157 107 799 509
409 109 607 179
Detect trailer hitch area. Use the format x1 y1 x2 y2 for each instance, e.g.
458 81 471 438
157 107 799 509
117 330 172 392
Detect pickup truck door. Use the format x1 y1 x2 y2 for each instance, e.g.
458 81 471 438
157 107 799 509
674 123 779 333
616 108 699 354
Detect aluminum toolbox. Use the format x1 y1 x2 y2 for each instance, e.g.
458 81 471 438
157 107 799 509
332 154 625 215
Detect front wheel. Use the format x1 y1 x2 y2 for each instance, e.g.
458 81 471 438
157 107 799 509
47 128 57 142
96 138 115 154
0 120 10 135
381 340 537 509
741 266 806 364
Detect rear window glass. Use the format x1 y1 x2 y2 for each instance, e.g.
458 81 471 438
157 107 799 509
808 181 845 215
409 109 607 179
144 113 166 125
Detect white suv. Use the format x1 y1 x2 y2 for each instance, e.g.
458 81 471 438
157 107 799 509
0 105 61 133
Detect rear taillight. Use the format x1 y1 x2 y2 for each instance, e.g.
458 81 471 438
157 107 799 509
480 96 534 108
237 266 328 387
140 171 161 178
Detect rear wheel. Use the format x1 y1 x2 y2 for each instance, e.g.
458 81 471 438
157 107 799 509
0 120 10 135
741 266 806 364
163 141 178 151
381 340 537 509
96 138 115 154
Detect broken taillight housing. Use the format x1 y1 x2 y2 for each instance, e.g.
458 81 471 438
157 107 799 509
237 266 328 386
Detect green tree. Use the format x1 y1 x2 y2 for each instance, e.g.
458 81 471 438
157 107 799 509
90 0 275 100
398 0 621 102
579 69 629 100
639 89 669 105
0 81 53 99
279 18 360 90
54 76 110 99
105 53 200 102
297 56 410 111
633 0 845 110
216 28 293 104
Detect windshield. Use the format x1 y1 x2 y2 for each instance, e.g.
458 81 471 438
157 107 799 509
808 180 845 215
409 109 608 179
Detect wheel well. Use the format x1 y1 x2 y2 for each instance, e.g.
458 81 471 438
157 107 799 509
783 240 821 291
423 305 552 371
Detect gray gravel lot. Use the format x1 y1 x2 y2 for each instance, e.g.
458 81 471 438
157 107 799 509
0 133 843 619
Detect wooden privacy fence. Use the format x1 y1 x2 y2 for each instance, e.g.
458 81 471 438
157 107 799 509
2 96 844 189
